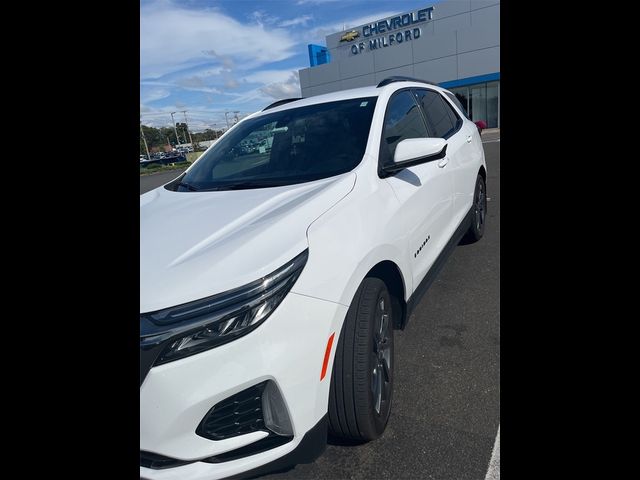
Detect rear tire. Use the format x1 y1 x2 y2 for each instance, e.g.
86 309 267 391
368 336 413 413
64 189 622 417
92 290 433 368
328 277 394 441
464 174 487 242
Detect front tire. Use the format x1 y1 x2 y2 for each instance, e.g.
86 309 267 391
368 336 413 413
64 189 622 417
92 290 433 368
328 277 394 441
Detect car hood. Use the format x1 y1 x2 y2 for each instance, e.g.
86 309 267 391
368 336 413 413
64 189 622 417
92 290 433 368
140 172 356 312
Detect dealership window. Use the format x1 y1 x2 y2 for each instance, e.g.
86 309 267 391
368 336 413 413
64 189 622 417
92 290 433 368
486 81 499 128
450 81 500 128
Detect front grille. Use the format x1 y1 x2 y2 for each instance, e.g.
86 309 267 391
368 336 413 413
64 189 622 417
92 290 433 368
196 382 268 440
140 451 194 469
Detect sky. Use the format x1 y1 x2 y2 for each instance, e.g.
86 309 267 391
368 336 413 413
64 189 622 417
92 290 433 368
140 0 440 132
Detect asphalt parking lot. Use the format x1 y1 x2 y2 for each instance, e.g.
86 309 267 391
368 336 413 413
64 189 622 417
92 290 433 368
140 169 186 194
139 139 500 479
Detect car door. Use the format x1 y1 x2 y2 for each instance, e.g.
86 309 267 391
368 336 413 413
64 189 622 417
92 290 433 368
441 90 483 220
380 89 454 291
414 88 472 231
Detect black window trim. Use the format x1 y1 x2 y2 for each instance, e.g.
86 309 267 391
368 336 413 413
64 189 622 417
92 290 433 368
442 90 470 121
412 88 464 140
377 87 432 178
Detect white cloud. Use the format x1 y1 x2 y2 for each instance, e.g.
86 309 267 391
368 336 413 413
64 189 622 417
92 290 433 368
224 78 239 89
249 10 280 27
260 72 301 99
243 68 304 85
141 79 221 95
140 1 297 78
201 51 234 70
278 15 313 28
141 87 171 103
176 76 206 88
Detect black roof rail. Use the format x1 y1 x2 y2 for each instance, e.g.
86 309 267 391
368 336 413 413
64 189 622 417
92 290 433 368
262 98 303 111
376 76 439 88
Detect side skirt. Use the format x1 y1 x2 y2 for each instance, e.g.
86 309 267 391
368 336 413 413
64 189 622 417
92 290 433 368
400 206 474 329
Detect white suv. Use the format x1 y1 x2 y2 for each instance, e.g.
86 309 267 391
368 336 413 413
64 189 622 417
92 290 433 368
140 77 487 480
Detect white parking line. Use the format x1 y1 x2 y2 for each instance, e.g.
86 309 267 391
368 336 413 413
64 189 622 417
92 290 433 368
484 425 500 480
482 139 500 144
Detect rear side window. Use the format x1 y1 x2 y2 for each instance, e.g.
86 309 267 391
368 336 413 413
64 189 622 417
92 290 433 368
414 89 461 139
380 90 429 166
444 91 470 119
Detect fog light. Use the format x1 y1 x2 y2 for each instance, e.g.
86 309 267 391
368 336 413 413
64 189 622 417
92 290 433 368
262 381 293 436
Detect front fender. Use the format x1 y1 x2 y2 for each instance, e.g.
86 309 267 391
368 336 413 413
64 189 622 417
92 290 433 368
291 176 412 308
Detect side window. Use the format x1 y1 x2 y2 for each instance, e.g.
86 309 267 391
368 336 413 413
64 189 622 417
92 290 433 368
444 91 470 120
443 97 463 132
380 90 429 166
414 89 460 139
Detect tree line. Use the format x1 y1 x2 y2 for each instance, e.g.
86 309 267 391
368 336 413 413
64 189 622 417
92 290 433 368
140 123 224 154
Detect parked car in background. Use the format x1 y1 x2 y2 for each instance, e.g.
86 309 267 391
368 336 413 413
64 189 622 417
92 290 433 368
162 152 187 164
140 152 187 168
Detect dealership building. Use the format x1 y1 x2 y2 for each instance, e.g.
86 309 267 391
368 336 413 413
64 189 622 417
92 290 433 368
298 0 500 128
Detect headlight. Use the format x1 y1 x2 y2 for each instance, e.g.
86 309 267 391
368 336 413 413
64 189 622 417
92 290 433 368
140 250 308 367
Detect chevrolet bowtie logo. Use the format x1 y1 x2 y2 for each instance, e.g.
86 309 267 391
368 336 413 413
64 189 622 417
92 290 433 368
340 30 359 42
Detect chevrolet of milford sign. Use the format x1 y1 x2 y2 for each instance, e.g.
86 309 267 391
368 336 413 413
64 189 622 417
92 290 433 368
343 6 434 56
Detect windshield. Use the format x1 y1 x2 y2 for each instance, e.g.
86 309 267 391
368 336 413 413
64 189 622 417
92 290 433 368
168 97 378 191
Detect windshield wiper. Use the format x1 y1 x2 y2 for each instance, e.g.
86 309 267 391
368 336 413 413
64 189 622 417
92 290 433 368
200 180 287 191
176 181 199 191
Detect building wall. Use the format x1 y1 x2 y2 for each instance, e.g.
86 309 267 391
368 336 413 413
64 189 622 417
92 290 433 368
299 0 499 97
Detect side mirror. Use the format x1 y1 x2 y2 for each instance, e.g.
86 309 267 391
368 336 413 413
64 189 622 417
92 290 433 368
474 120 487 133
382 138 447 176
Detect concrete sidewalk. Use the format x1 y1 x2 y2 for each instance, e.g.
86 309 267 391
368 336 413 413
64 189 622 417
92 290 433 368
481 128 500 143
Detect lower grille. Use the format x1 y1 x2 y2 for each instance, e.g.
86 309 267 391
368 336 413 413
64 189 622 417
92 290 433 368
142 382 295 470
140 451 194 469
196 382 268 440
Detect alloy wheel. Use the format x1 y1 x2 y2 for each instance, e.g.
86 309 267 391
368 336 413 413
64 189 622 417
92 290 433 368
371 297 392 415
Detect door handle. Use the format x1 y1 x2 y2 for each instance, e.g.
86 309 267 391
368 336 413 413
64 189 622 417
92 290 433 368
466 135 473 143
438 157 449 168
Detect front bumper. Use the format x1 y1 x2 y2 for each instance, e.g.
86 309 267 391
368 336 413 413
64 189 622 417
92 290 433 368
140 292 347 480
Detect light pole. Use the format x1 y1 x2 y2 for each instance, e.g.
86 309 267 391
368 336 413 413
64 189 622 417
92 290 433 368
224 111 231 129
170 112 180 147
140 119 151 160
181 111 194 147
